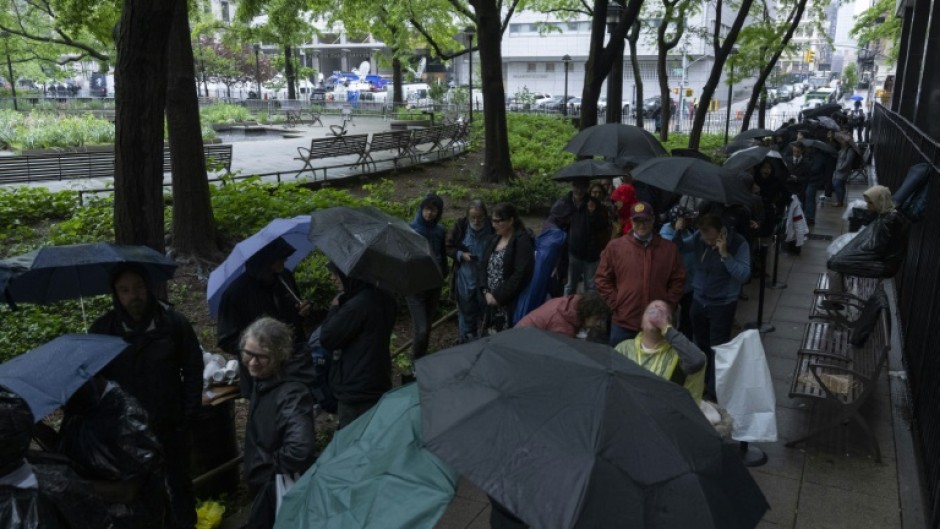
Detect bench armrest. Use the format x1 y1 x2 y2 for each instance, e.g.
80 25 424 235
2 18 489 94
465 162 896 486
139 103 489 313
296 146 311 159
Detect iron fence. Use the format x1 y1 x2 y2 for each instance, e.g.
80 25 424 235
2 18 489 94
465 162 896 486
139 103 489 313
870 102 940 527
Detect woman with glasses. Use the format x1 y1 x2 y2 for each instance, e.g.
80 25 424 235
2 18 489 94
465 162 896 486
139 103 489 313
240 317 317 529
480 203 534 334
446 199 494 343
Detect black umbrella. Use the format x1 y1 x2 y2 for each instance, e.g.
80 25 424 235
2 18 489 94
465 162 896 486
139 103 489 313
0 243 178 305
631 157 753 208
816 116 840 131
723 146 783 174
563 124 669 164
552 159 624 182
800 103 842 120
800 138 837 155
0 334 129 421
416 328 769 529
307 206 443 295
733 128 776 142
721 139 757 155
671 148 713 162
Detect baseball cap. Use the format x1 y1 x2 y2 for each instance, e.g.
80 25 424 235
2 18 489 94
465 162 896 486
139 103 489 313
630 201 654 220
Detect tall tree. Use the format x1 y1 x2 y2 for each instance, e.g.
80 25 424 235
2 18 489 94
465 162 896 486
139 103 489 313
626 20 645 128
654 0 693 140
850 0 901 65
237 0 315 100
686 0 755 150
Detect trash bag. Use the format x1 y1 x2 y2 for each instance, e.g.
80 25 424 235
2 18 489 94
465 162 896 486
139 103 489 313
0 391 33 471
306 329 337 414
713 330 778 443
892 162 932 223
195 501 225 529
29 462 110 529
827 211 909 278
826 233 860 260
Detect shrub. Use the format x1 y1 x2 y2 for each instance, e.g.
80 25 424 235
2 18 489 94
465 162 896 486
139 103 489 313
200 104 253 125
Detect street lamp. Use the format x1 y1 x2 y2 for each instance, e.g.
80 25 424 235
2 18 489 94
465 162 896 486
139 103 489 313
562 54 572 117
0 31 17 111
723 47 739 145
253 43 261 98
605 2 624 124
465 26 475 122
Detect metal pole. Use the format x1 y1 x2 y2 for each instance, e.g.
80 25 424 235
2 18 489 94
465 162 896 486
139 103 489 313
468 34 473 122
254 45 261 97
563 57 570 117
745 244 775 333
677 51 686 132
769 232 788 289
724 56 734 144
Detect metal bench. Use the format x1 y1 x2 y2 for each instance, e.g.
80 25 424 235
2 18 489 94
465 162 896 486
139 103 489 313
293 134 369 179
809 273 881 326
361 130 413 170
788 285 891 461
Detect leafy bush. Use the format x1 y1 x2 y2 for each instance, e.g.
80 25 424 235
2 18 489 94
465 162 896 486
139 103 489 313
0 297 112 361
200 104 254 125
481 174 565 214
505 114 578 177
46 195 117 245
1 112 115 150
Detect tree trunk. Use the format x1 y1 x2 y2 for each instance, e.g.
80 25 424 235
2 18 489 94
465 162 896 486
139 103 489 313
628 23 644 128
470 3 513 182
285 45 296 100
687 0 754 149
166 0 220 259
114 0 178 252
392 55 403 106
758 94 766 128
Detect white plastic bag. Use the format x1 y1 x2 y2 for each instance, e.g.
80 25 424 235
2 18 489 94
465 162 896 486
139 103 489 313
275 473 299 516
713 330 778 443
827 232 860 260
842 199 867 221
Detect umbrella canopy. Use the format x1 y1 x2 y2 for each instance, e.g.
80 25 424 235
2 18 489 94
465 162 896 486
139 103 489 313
721 139 758 155
0 243 177 305
563 124 668 165
206 216 314 317
733 128 776 142
0 334 129 421
308 206 443 295
800 139 837 155
723 146 783 175
631 157 753 208
850 94 864 102
552 159 624 182
416 328 769 529
274 384 458 529
816 116 840 131
800 103 843 120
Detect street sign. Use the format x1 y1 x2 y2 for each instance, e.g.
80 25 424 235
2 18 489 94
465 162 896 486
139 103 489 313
672 68 683 77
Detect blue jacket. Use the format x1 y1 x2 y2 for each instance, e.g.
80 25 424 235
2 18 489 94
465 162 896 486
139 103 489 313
660 224 696 294
677 231 751 306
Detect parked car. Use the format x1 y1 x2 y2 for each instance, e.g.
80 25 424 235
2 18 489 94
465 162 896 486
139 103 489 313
632 96 677 118
508 92 551 111
765 88 779 106
567 97 582 114
542 95 577 112
532 93 554 108
777 85 793 100
597 96 608 112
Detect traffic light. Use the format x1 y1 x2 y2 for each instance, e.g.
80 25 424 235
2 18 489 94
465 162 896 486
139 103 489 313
804 49 815 63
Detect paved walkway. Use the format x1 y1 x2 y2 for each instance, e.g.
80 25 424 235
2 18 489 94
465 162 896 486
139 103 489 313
434 179 912 529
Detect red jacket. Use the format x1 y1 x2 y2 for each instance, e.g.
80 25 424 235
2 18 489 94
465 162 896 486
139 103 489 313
594 234 686 331
514 295 583 337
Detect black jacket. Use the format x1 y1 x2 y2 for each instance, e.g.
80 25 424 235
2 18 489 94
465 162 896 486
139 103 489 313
217 269 306 354
321 281 397 404
480 228 535 315
550 192 607 261
243 376 316 494
89 304 203 434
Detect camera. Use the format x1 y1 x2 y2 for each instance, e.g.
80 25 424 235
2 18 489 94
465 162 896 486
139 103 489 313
667 204 699 223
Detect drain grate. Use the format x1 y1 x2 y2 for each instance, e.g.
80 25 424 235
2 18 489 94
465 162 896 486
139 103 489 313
807 233 834 241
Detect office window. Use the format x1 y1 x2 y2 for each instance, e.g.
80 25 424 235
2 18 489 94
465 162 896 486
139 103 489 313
527 63 537 72
221 1 230 22
545 63 555 73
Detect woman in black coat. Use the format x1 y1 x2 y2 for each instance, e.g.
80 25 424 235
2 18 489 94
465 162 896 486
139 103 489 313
480 203 535 332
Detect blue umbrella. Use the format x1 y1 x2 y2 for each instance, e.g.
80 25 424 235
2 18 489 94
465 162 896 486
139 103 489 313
206 216 314 317
0 334 130 421
850 95 864 102
0 243 177 305
274 384 458 529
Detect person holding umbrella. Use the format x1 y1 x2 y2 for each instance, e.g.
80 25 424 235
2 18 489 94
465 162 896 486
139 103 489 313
595 202 686 346
550 180 608 295
405 194 448 380
831 132 858 208
800 140 829 226
240 317 317 529
480 203 535 333
89 263 202 529
320 263 397 428
446 200 494 344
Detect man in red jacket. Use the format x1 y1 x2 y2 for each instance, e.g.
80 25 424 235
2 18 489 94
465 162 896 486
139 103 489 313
594 202 686 346
514 291 611 342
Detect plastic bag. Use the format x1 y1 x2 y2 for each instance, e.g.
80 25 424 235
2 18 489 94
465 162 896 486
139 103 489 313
713 330 778 443
195 501 225 529
826 233 860 260
827 211 909 278
841 199 868 221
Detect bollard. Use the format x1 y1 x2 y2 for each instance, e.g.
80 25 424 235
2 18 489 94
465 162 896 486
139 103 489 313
746 244 775 334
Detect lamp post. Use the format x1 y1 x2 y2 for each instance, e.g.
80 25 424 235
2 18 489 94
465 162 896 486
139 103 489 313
605 2 624 124
562 54 571 117
0 31 17 111
465 26 475 122
723 47 739 145
253 43 261 98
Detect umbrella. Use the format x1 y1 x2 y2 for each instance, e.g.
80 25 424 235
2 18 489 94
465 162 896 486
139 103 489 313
0 243 177 305
552 159 624 182
721 139 757 155
274 384 458 529
308 206 443 295
0 334 130 421
817 116 840 131
850 94 864 102
800 103 843 120
416 328 769 529
800 138 837 155
732 128 776 142
563 124 669 165
206 215 314 317
631 157 753 207
723 146 783 175
671 148 713 162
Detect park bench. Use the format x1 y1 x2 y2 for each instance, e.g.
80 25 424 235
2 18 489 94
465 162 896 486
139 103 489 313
809 273 881 326
443 120 471 149
787 284 891 461
410 125 445 158
293 133 369 179
361 130 414 170
0 144 232 185
389 119 431 131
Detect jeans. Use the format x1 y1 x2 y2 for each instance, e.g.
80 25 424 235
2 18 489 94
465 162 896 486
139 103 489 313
406 288 440 362
456 275 485 340
608 324 638 347
803 182 821 221
690 299 738 402
564 254 598 296
832 176 847 205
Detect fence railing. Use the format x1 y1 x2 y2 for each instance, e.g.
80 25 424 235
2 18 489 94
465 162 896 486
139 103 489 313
870 102 940 527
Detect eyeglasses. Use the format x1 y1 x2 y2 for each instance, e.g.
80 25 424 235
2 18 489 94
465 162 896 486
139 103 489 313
240 349 272 364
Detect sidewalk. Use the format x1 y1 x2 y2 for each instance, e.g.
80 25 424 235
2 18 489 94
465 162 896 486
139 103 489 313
434 180 909 529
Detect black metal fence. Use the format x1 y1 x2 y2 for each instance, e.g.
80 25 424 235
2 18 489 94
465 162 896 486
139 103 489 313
870 102 940 526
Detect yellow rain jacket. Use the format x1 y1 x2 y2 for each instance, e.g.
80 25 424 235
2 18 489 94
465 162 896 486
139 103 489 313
616 333 705 403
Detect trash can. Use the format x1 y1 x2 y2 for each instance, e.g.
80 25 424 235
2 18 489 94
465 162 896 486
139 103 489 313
189 400 239 498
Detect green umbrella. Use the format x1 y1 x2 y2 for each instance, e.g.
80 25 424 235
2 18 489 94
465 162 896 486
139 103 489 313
274 384 458 529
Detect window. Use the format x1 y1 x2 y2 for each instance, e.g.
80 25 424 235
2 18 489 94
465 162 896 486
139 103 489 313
545 63 555 73
639 61 657 80
527 63 537 72
567 22 580 32
221 1 230 23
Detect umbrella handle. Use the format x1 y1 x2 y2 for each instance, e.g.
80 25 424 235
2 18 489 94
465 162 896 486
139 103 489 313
278 276 303 304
